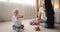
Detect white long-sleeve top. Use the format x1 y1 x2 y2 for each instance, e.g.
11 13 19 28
12 15 22 27
39 7 47 21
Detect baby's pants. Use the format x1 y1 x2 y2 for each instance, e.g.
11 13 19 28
12 25 24 32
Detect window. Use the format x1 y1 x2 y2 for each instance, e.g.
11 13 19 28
9 0 36 5
10 0 24 4
0 0 7 2
25 0 36 5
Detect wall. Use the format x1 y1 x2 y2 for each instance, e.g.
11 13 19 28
0 2 36 21
54 0 59 8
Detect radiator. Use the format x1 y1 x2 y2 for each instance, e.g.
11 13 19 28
54 8 60 23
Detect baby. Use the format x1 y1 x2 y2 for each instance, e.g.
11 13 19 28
12 9 24 32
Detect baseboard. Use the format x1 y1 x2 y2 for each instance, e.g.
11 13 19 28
56 22 60 24
0 20 11 22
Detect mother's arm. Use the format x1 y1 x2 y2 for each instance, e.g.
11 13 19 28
37 12 41 20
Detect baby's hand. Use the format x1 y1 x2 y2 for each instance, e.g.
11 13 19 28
17 15 23 18
21 15 23 18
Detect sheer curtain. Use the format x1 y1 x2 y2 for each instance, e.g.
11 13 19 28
0 0 36 20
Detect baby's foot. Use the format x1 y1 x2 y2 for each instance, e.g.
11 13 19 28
19 29 24 32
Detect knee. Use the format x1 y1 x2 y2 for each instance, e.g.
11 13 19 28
21 25 24 27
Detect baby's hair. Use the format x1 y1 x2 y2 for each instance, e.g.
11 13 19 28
13 8 19 13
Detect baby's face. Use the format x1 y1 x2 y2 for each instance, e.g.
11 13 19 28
14 10 19 15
